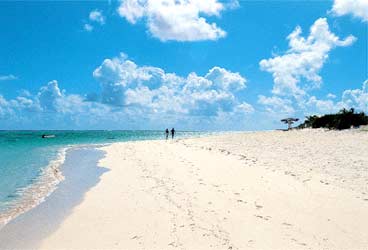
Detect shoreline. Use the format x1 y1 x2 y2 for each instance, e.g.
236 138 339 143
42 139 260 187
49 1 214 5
0 131 211 231
1 129 368 249
0 146 107 249
0 146 67 230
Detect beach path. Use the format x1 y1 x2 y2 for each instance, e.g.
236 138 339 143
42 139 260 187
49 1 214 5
36 131 368 249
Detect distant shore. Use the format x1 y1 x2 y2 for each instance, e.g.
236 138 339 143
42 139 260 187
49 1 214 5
1 129 368 249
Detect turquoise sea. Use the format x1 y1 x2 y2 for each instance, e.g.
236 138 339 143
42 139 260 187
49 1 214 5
0 130 205 227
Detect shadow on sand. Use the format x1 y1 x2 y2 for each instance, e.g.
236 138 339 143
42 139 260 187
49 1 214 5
0 147 109 249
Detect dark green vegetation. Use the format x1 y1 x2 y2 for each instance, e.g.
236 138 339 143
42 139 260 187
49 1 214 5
299 108 368 130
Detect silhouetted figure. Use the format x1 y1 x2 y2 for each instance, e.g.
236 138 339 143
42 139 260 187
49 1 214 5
165 128 169 140
171 128 175 139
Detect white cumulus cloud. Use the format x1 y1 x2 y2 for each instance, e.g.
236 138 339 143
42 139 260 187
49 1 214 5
0 74 17 81
258 79 368 121
117 0 235 41
93 53 251 117
332 0 368 22
260 18 356 98
84 24 94 32
84 9 105 32
0 53 253 129
37 80 63 112
340 80 368 112
89 10 105 25
257 95 295 115
306 96 340 115
303 80 368 116
0 80 116 129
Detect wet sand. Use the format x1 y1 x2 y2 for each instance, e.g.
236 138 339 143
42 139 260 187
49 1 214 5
0 147 107 249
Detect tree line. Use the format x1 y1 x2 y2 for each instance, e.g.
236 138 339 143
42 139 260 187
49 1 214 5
298 108 368 130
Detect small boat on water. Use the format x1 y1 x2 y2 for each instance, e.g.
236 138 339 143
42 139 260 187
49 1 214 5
41 134 55 138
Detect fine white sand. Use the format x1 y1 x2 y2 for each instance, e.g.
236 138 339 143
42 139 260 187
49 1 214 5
36 129 368 249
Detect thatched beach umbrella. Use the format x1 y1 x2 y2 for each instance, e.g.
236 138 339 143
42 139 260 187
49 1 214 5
281 118 299 130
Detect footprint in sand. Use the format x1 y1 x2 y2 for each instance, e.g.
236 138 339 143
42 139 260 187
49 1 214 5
291 238 307 246
168 242 177 247
220 149 231 155
254 202 263 210
254 214 271 221
239 154 247 159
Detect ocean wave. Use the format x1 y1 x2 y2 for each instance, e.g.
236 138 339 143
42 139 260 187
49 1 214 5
0 147 68 229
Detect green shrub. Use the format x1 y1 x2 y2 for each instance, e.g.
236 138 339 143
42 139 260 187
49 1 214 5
300 108 368 130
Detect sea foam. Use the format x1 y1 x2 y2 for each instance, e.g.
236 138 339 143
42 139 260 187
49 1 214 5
0 147 67 229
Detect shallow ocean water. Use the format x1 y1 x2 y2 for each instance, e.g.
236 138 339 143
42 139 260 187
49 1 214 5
0 130 206 226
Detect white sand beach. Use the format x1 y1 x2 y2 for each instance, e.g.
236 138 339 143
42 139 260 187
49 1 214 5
10 130 368 249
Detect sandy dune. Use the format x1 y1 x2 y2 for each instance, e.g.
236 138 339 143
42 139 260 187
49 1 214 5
37 129 368 249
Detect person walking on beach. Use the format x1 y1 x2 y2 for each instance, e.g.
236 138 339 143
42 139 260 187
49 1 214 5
171 128 175 139
165 128 169 140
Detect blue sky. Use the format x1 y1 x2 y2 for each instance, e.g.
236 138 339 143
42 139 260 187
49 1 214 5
0 0 367 130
